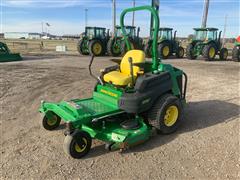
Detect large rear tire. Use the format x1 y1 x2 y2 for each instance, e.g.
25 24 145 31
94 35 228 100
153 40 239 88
158 42 171 59
147 94 183 134
232 46 240 62
219 48 228 60
203 44 217 61
77 39 89 55
107 38 121 57
176 46 184 58
64 130 92 159
186 44 197 60
89 40 104 56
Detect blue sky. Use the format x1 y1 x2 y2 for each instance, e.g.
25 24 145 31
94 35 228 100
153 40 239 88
1 0 239 37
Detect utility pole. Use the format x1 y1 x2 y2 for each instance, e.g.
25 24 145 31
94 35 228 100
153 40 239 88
112 0 116 34
41 22 44 35
222 14 228 47
201 0 210 28
132 0 135 26
85 8 88 27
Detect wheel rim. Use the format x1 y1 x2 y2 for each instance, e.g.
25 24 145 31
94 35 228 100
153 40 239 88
47 115 58 126
179 49 184 57
209 47 215 58
163 46 170 57
164 105 179 127
224 51 228 59
93 42 102 55
113 43 120 54
74 138 87 153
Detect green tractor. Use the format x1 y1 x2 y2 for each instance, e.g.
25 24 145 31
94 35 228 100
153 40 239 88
39 6 187 159
144 28 184 59
107 25 142 57
0 42 22 62
77 26 110 56
120 26 144 56
186 28 228 61
232 36 240 62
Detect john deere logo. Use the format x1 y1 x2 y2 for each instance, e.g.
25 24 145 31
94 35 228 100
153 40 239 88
100 89 118 98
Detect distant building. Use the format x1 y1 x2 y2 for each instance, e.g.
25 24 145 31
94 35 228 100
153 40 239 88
62 34 80 40
4 32 43 39
29 33 42 39
4 32 29 39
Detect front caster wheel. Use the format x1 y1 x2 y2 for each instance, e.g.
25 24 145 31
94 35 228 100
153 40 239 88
63 130 92 159
42 112 61 130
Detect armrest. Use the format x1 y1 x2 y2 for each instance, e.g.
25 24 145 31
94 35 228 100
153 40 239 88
101 65 119 74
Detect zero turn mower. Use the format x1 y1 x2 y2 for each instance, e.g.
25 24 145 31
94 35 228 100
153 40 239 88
39 6 187 159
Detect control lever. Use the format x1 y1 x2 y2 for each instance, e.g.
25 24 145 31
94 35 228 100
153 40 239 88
128 57 134 87
89 55 103 85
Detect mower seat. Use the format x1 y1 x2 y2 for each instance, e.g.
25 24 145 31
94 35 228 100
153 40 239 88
103 50 145 86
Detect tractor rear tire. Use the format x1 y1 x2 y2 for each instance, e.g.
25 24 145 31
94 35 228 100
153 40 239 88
186 44 197 60
232 46 240 62
144 40 153 58
77 39 89 55
176 46 184 58
89 40 104 56
203 44 217 61
158 42 171 59
64 130 92 159
219 48 228 60
147 94 183 134
107 39 121 57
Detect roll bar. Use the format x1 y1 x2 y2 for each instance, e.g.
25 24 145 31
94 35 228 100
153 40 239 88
120 6 160 71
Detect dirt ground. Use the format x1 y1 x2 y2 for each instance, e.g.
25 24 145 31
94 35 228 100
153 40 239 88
0 55 239 180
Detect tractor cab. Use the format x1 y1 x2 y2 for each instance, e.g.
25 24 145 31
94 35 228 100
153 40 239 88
85 27 108 39
159 27 173 41
114 25 138 38
193 28 219 42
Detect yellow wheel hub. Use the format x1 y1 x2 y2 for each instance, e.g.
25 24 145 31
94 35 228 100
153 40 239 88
74 138 87 153
209 47 215 58
47 115 58 126
163 46 170 57
164 105 179 127
93 43 102 55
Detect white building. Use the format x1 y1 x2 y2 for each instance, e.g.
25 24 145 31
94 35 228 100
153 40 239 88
4 32 42 39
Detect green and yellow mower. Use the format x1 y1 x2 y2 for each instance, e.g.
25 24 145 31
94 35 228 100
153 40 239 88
39 6 188 159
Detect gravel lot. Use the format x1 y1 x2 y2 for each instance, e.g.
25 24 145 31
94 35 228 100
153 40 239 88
0 55 239 179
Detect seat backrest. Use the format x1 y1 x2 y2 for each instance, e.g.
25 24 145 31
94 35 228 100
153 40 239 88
120 50 145 76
